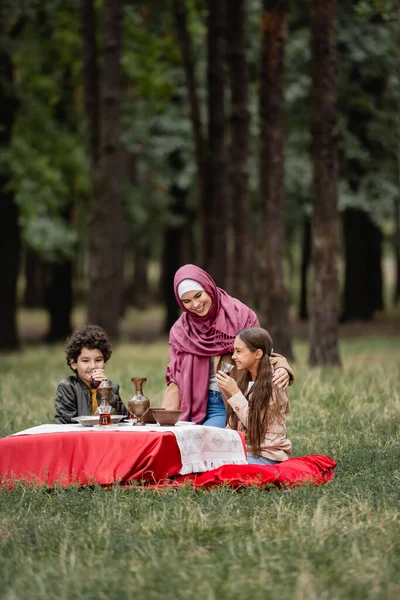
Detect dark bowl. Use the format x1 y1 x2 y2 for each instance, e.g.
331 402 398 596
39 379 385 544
152 409 182 426
141 407 164 424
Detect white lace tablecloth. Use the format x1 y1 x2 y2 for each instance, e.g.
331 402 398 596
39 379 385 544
11 423 247 475
164 425 247 474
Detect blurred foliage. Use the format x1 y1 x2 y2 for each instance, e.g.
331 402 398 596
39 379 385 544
3 0 86 261
356 0 397 19
283 0 398 236
121 1 203 257
1 0 398 267
337 0 398 225
285 8 313 239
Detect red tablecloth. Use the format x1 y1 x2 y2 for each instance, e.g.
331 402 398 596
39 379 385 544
0 429 337 491
0 430 182 488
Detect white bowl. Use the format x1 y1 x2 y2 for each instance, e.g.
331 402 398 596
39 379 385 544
71 415 125 427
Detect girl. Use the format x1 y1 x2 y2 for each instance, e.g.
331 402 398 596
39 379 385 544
216 327 291 465
162 264 294 426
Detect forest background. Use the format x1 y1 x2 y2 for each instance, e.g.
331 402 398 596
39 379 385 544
1 3 400 597
1 0 400 364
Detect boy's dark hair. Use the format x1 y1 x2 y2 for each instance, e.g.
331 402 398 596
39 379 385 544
65 324 112 370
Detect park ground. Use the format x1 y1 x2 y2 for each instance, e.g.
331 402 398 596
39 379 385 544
0 308 399 599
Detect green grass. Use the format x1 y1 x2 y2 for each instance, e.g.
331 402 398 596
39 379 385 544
1 336 400 599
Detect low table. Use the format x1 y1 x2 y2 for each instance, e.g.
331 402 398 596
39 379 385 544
0 423 247 488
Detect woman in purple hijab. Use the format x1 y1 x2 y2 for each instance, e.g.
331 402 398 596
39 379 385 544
162 264 293 426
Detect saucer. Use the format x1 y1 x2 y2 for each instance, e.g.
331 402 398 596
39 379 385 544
92 424 119 431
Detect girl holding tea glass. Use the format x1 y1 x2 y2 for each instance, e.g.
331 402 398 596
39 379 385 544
162 265 294 427
216 327 291 465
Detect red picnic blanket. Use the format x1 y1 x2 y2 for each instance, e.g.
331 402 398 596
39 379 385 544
144 454 337 490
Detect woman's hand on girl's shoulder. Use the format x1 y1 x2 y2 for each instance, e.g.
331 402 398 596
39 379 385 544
216 371 240 397
272 367 290 391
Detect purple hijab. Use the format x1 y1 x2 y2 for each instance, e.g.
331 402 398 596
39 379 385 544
166 264 259 423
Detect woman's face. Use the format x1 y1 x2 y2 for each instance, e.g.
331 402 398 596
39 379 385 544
181 289 213 317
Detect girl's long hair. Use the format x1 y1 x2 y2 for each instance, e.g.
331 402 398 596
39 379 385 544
227 327 273 457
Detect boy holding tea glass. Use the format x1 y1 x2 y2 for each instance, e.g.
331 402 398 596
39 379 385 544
55 324 128 424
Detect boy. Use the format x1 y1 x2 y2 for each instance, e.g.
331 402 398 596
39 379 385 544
55 324 128 424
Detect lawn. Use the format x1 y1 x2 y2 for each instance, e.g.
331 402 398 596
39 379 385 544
0 335 399 599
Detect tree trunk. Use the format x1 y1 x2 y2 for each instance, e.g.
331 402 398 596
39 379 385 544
226 0 250 303
131 247 149 311
23 251 47 308
162 223 184 334
85 0 125 337
44 65 76 341
173 0 208 266
123 151 149 312
162 150 188 334
394 198 400 304
205 0 228 286
369 220 383 313
337 12 386 317
395 0 400 305
79 0 101 166
298 217 311 320
257 0 293 360
342 208 383 321
45 259 73 342
1 193 20 351
180 210 197 265
309 0 341 366
0 45 20 351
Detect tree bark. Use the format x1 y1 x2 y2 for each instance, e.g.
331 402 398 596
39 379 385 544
161 151 188 333
226 0 250 302
79 0 101 166
84 0 125 337
1 192 20 351
258 0 293 360
369 221 383 314
44 65 76 341
395 0 400 305
338 11 386 316
342 209 383 321
298 217 311 320
45 258 73 342
23 251 47 308
173 0 208 266
130 246 149 311
123 149 153 312
309 0 341 366
205 0 228 286
394 198 400 304
162 221 184 334
180 209 197 265
0 45 20 351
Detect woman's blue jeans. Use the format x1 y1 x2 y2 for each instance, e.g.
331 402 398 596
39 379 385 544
203 390 226 428
246 453 280 466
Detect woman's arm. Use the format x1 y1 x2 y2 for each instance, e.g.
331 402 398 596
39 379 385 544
162 382 181 410
270 353 294 391
163 341 182 410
